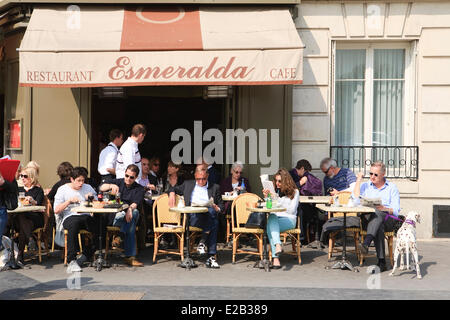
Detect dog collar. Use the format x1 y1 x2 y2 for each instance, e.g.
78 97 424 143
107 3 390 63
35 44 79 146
405 219 416 228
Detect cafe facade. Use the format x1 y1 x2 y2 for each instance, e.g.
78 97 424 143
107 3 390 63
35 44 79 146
1 0 450 239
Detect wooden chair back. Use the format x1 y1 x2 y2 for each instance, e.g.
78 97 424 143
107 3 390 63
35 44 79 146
152 193 182 228
331 191 357 218
231 193 262 229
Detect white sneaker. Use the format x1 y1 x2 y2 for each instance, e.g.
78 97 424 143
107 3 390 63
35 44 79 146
205 256 220 269
66 260 82 273
197 243 207 255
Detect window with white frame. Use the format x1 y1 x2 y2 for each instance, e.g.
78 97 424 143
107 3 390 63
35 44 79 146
331 42 418 179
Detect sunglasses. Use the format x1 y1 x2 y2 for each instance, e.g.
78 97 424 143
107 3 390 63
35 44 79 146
369 172 379 177
275 179 282 183
195 178 207 181
324 167 331 174
20 174 29 178
125 174 136 180
233 171 242 174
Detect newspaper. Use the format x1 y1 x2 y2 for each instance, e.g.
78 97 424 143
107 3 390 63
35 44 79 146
359 196 382 208
191 197 214 208
260 174 276 195
162 224 182 229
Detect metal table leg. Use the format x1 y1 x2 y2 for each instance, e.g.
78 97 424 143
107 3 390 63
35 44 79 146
330 212 354 271
6 213 21 270
93 214 110 272
254 212 271 272
179 213 197 270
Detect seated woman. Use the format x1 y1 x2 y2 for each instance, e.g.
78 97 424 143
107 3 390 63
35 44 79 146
15 166 45 264
262 168 299 269
219 161 251 243
162 161 185 193
220 161 251 195
45 161 74 208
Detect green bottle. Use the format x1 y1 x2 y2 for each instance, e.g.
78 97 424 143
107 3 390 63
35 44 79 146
266 193 272 209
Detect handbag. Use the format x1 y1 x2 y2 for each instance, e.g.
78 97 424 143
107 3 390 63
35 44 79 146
245 211 266 229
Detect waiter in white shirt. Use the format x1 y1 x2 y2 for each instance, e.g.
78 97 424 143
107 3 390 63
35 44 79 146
98 129 124 184
116 124 146 180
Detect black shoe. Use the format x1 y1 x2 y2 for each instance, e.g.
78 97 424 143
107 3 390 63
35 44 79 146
358 243 369 255
376 261 387 273
271 265 282 270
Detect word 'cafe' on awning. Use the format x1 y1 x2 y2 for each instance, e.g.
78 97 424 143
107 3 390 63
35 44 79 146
2 3 304 189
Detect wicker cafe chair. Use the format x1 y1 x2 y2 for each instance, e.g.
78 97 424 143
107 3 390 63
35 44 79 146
63 229 93 265
104 204 141 260
231 193 265 264
359 224 395 267
327 191 361 261
152 193 202 263
280 215 302 264
104 226 139 260
27 196 52 263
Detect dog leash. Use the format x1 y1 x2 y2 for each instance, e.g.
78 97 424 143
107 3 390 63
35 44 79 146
384 214 415 228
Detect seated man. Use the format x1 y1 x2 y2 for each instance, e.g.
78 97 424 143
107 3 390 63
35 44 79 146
54 167 98 273
168 166 224 268
320 158 357 196
99 164 145 267
290 159 323 245
354 161 400 272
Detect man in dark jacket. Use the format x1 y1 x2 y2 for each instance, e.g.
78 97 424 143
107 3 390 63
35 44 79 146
168 166 224 268
0 172 18 251
99 164 145 267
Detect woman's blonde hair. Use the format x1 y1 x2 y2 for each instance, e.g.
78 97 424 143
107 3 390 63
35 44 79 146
26 160 40 176
272 168 297 200
21 166 39 186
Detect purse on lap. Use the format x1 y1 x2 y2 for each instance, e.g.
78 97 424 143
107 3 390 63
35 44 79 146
245 211 266 229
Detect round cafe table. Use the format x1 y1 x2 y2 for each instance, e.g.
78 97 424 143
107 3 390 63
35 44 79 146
71 204 129 271
316 203 375 271
169 206 209 270
246 205 285 272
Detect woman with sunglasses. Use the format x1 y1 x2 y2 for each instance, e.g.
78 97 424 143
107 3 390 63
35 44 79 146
15 166 45 264
262 168 299 269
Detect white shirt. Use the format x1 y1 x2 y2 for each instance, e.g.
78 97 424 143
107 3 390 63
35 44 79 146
272 189 299 223
116 137 142 180
191 183 209 205
97 142 119 175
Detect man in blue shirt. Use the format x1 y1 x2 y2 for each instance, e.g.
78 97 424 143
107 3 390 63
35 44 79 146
320 158 357 196
354 161 400 272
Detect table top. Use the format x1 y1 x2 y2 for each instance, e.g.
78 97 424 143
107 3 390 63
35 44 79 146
300 196 331 204
169 206 209 214
8 205 46 213
246 206 286 213
316 203 375 213
71 204 129 214
222 195 238 201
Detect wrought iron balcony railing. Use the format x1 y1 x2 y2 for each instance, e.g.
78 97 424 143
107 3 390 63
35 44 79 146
330 146 419 180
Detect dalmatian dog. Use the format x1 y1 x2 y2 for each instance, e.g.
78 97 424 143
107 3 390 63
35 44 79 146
389 211 422 279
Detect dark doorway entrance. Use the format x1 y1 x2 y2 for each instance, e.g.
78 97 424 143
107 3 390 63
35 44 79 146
90 86 228 184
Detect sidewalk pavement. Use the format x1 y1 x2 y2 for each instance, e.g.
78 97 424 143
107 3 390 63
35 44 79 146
1 239 450 300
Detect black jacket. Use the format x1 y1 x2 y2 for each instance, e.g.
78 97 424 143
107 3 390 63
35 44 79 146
0 179 18 209
168 180 224 212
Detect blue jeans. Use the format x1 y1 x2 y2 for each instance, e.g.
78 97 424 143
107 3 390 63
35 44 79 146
189 208 218 255
266 214 296 258
0 207 7 248
113 209 139 257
